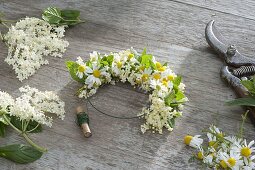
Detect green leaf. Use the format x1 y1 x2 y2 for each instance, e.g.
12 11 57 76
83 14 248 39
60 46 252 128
42 7 84 26
141 54 153 68
176 90 185 101
42 7 63 24
10 116 42 133
173 76 182 86
226 97 255 107
0 122 5 137
165 91 176 106
141 48 147 56
0 144 43 164
61 10 80 19
168 117 175 128
149 60 156 70
66 61 84 83
101 55 114 66
241 80 255 94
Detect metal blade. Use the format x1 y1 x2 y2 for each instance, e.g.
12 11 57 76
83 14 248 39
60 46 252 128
205 20 228 57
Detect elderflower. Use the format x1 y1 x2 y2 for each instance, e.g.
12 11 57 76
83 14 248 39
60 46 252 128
4 17 69 81
66 48 188 134
0 86 65 127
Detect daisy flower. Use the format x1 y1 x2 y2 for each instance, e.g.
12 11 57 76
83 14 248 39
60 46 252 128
184 135 203 148
243 155 255 170
219 151 243 169
240 140 255 158
76 57 89 79
85 64 107 88
140 68 152 82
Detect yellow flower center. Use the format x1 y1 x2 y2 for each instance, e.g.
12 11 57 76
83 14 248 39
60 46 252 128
220 160 228 169
227 157 236 167
241 147 252 157
139 66 145 71
209 141 218 148
117 62 122 68
142 74 149 81
136 79 141 84
167 75 174 81
197 151 203 160
162 80 168 86
155 62 162 68
217 133 224 138
128 53 134 60
184 135 193 145
158 66 166 72
93 70 101 78
78 65 86 72
153 73 161 80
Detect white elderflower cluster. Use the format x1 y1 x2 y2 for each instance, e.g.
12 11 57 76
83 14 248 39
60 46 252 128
67 48 188 134
4 17 69 81
0 86 65 127
185 125 255 169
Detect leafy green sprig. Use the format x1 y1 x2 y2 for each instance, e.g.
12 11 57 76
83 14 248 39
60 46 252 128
0 112 44 163
226 77 255 106
42 7 84 26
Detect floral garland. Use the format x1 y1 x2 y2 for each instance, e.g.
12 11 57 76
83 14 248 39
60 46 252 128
66 48 188 134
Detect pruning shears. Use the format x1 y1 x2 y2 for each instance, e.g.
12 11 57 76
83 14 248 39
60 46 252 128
205 20 255 123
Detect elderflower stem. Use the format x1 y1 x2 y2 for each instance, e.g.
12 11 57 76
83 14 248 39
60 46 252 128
3 114 22 134
22 133 47 153
3 115 47 153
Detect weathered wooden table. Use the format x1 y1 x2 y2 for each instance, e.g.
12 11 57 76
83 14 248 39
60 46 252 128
0 0 255 169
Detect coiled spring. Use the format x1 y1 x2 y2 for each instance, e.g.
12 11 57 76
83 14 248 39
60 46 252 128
232 66 255 77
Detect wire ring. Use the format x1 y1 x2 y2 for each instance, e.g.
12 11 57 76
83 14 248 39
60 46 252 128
87 95 145 119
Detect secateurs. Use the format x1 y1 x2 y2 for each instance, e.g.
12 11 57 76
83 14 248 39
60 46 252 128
205 20 255 123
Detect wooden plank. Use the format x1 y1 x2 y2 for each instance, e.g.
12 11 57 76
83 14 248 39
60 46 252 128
173 0 255 21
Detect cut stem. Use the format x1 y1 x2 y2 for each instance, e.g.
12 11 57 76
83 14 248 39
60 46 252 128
22 133 47 153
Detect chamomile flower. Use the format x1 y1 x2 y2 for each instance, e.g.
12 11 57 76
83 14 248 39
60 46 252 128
89 51 99 62
219 151 243 169
240 140 255 158
243 155 255 170
184 135 203 148
207 132 218 148
140 68 152 82
85 64 107 88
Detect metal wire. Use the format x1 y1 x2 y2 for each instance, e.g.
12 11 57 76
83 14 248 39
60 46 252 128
87 97 144 119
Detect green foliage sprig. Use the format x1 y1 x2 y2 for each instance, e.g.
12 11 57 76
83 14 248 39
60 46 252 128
226 77 255 106
42 7 84 26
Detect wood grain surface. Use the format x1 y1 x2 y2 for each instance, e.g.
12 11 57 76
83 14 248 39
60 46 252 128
0 0 254 169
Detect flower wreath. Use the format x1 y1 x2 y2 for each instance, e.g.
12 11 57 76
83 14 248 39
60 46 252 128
66 48 188 134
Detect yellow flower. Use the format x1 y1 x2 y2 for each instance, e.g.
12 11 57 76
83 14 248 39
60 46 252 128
220 160 228 169
93 70 101 78
227 157 236 167
153 73 161 80
128 53 134 60
241 147 252 157
78 65 86 72
155 62 162 69
184 135 193 145
158 66 166 72
117 61 122 68
142 74 149 81
197 151 203 160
